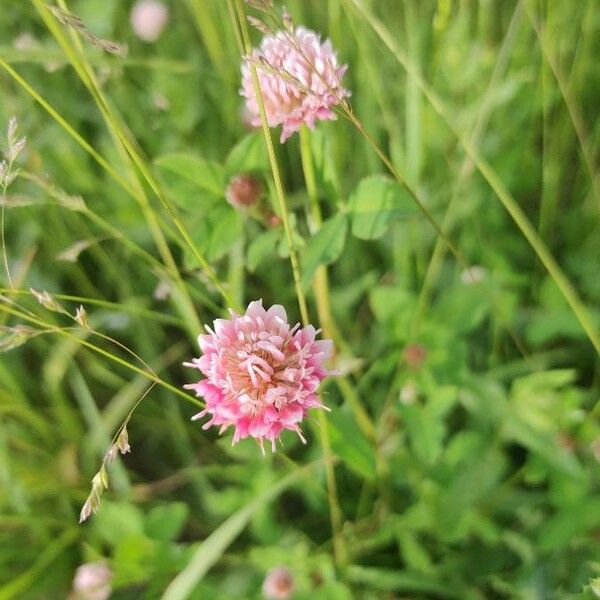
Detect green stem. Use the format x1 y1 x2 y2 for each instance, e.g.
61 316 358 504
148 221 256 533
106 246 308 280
299 127 375 441
233 1 347 570
0 303 200 408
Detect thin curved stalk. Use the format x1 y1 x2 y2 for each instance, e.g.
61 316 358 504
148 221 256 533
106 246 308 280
0 302 200 407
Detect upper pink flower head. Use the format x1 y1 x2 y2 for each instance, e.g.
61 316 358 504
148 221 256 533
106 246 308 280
185 300 332 452
241 26 350 142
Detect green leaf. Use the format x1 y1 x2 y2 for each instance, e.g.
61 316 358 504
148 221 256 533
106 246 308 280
225 132 269 174
328 409 376 480
155 153 225 197
93 502 144 547
401 404 445 467
145 503 189 542
369 285 415 323
206 206 243 262
113 535 156 587
301 213 347 288
247 228 281 273
538 499 600 550
349 175 415 240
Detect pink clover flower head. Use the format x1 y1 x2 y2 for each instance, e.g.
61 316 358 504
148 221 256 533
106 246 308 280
130 0 169 43
72 562 112 600
184 300 333 452
262 566 294 600
241 26 350 142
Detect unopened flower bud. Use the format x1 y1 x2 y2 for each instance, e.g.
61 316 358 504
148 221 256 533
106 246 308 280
130 0 169 42
460 265 487 285
268 214 282 228
225 173 263 209
72 562 112 600
402 344 427 370
262 566 294 600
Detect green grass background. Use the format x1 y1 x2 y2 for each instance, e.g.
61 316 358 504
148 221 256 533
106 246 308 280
1 0 599 598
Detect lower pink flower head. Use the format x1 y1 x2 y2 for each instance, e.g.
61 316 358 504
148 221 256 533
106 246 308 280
241 27 350 142
185 300 332 452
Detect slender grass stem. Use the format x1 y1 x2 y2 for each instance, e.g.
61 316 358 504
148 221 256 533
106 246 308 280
525 0 600 212
343 0 600 356
0 288 183 327
33 0 233 317
412 0 524 335
0 302 200 408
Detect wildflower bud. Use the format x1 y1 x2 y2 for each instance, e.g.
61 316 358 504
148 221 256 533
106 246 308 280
13 33 38 51
72 562 113 600
557 434 575 451
247 16 272 36
130 0 169 42
30 288 68 314
104 445 119 463
460 265 487 285
0 325 37 353
79 495 97 523
75 306 90 329
281 9 294 32
7 117 17 146
225 173 263 209
153 279 172 301
268 214 282 228
116 427 131 455
262 566 294 600
399 380 417 405
246 0 274 11
402 344 427 370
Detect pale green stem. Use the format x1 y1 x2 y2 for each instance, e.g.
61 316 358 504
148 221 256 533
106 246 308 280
233 0 347 570
299 126 375 441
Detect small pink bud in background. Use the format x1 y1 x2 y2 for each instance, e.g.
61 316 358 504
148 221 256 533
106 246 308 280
262 566 294 600
268 214 282 228
225 173 263 209
72 562 112 600
460 265 487 285
402 344 427 370
130 0 169 42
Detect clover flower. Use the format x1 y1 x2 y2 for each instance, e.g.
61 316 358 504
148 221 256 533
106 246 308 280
241 26 350 142
262 566 294 599
184 300 332 452
130 0 168 42
225 173 264 209
71 562 112 600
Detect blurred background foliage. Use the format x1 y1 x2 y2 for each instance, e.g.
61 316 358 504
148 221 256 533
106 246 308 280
0 0 599 598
